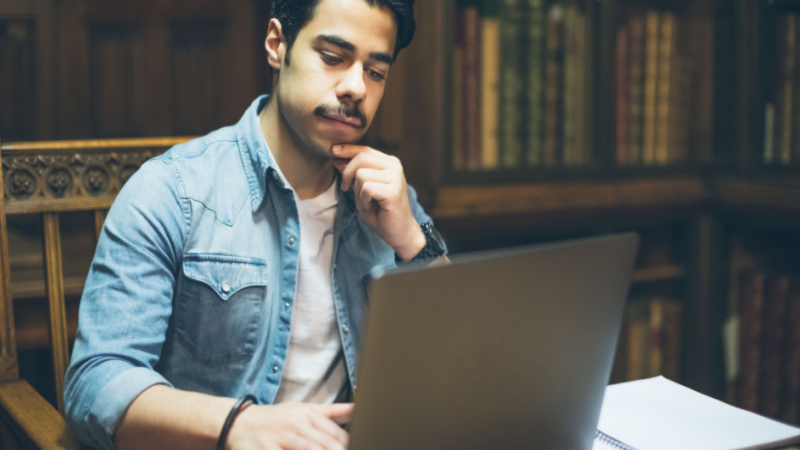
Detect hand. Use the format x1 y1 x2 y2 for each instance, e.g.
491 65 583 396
333 145 425 261
225 402 352 450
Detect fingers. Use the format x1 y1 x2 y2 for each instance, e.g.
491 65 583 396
333 145 400 192
317 403 354 425
331 144 370 159
358 181 397 213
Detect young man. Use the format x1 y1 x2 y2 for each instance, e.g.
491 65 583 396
63 0 446 448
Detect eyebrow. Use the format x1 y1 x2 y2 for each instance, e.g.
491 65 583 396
315 34 394 65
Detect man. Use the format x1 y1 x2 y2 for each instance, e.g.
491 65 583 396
64 0 447 448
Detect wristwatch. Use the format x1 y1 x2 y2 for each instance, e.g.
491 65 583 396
396 222 446 265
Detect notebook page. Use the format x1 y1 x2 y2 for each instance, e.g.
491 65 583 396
594 376 800 450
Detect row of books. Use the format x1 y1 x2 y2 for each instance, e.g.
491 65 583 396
452 0 590 172
615 10 693 167
735 271 800 425
764 13 800 166
610 297 682 384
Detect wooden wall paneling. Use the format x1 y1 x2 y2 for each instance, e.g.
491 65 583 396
219 0 264 127
57 0 92 138
88 21 149 138
41 212 68 413
170 19 227 135
0 0 58 140
0 139 20 382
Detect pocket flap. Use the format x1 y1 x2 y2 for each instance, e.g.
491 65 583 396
182 254 267 300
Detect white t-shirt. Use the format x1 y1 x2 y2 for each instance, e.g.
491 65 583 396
273 176 347 404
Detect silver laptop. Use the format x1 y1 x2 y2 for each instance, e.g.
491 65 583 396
348 233 639 450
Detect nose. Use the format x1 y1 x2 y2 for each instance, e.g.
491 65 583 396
336 63 367 104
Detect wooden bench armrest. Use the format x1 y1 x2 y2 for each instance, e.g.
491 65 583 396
0 380 81 449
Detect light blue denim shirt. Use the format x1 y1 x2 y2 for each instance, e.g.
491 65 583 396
64 95 440 450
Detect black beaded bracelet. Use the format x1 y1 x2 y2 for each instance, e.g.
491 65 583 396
217 394 257 450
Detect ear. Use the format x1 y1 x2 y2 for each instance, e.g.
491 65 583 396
265 18 285 70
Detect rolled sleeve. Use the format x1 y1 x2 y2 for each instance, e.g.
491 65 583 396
89 368 173 450
64 157 189 449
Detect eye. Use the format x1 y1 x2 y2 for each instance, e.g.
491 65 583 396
367 69 386 82
320 52 343 65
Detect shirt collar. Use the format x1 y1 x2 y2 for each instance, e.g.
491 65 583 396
237 95 358 216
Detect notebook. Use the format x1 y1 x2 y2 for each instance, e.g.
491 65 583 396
593 376 800 450
348 233 639 449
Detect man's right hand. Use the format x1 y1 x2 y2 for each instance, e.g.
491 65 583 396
226 402 353 450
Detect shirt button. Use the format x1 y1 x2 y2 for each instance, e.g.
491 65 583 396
342 324 350 333
272 365 279 373
284 301 290 310
288 236 296 246
269 169 279 180
221 281 231 293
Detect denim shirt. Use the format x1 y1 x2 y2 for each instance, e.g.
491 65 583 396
63 95 440 450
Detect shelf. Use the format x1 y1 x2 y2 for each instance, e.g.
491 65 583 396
433 177 706 220
632 264 685 283
713 175 800 221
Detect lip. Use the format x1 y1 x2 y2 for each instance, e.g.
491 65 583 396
320 114 363 129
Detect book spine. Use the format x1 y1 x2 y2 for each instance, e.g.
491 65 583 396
574 12 589 165
543 3 565 168
764 103 776 163
526 0 546 167
668 56 691 163
779 15 796 165
481 16 501 170
463 7 483 171
655 12 676 166
563 5 577 167
627 14 646 166
662 300 682 381
616 25 629 166
780 278 800 424
642 10 660 166
452 12 465 171
737 271 766 413
626 301 649 381
760 274 791 419
648 298 664 377
499 0 526 168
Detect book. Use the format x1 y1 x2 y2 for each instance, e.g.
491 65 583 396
526 0 546 167
778 15 796 165
782 279 800 424
760 274 791 420
543 3 565 168
627 13 646 166
461 7 482 171
481 16 501 170
654 12 676 166
615 25 629 166
642 11 660 166
452 21 465 171
499 0 527 168
593 376 800 450
737 271 766 413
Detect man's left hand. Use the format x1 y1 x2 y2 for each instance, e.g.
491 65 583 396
332 144 425 261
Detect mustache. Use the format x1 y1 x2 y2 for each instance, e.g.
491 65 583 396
315 104 366 128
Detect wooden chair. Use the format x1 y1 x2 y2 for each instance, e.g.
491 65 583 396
0 137 191 449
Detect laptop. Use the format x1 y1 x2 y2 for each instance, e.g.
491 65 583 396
347 233 639 450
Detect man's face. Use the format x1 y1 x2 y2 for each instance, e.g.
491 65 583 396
274 0 397 158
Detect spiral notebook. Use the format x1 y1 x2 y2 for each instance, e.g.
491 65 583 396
592 376 800 450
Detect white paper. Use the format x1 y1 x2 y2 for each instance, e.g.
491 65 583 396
593 376 800 450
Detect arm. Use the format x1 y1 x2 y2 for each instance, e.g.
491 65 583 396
116 385 351 450
333 144 449 264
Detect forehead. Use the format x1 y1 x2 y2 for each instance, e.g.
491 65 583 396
299 0 397 54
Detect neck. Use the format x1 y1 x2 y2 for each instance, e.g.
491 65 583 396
259 97 335 200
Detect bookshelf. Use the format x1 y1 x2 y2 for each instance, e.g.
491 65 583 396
361 0 800 416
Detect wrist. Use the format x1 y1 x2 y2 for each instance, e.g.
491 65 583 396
394 224 427 262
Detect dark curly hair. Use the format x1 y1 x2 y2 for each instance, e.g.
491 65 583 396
271 0 416 63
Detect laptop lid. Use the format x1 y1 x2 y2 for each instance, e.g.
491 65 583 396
348 233 639 450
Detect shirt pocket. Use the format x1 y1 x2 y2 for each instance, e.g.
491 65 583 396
175 253 267 368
